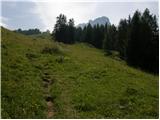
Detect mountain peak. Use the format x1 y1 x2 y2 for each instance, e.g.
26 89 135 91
77 16 110 29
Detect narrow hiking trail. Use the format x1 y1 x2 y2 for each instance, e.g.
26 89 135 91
42 70 55 118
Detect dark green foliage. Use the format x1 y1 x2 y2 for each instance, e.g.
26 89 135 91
93 24 105 49
26 53 39 60
103 24 118 53
53 14 67 43
74 27 83 42
14 28 41 35
67 18 75 44
41 46 62 55
53 14 107 49
85 23 94 44
53 8 158 73
52 14 75 44
74 24 106 49
125 88 138 96
127 11 142 66
126 9 159 73
117 18 130 59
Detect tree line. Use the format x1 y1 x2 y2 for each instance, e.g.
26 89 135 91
14 28 41 35
52 8 159 73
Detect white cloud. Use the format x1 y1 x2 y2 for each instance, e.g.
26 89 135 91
0 22 8 28
33 2 98 31
2 0 158 31
32 1 158 31
0 16 9 28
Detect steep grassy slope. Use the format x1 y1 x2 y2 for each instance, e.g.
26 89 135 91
1 27 159 118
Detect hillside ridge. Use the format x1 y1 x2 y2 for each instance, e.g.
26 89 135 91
1 27 158 119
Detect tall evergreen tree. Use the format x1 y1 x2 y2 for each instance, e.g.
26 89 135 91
75 27 83 42
103 24 117 53
126 10 142 66
67 18 75 44
85 23 93 44
141 8 159 72
93 24 105 48
117 19 130 59
126 9 159 73
53 14 67 43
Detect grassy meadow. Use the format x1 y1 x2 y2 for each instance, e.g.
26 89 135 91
1 27 159 118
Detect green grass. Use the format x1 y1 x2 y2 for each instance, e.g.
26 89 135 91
1 27 159 118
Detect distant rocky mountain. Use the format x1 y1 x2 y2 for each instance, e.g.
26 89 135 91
77 16 111 29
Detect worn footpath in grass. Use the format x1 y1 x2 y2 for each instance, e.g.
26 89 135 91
1 27 159 118
1 27 56 118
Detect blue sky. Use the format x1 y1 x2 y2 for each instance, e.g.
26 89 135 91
1 0 159 31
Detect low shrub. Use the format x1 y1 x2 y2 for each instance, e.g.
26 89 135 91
41 45 63 55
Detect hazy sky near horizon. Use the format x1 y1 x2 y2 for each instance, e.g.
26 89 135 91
1 0 159 31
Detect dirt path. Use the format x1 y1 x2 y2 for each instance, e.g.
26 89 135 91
42 72 55 118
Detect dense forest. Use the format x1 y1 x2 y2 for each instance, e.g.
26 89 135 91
52 8 159 73
14 8 159 73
